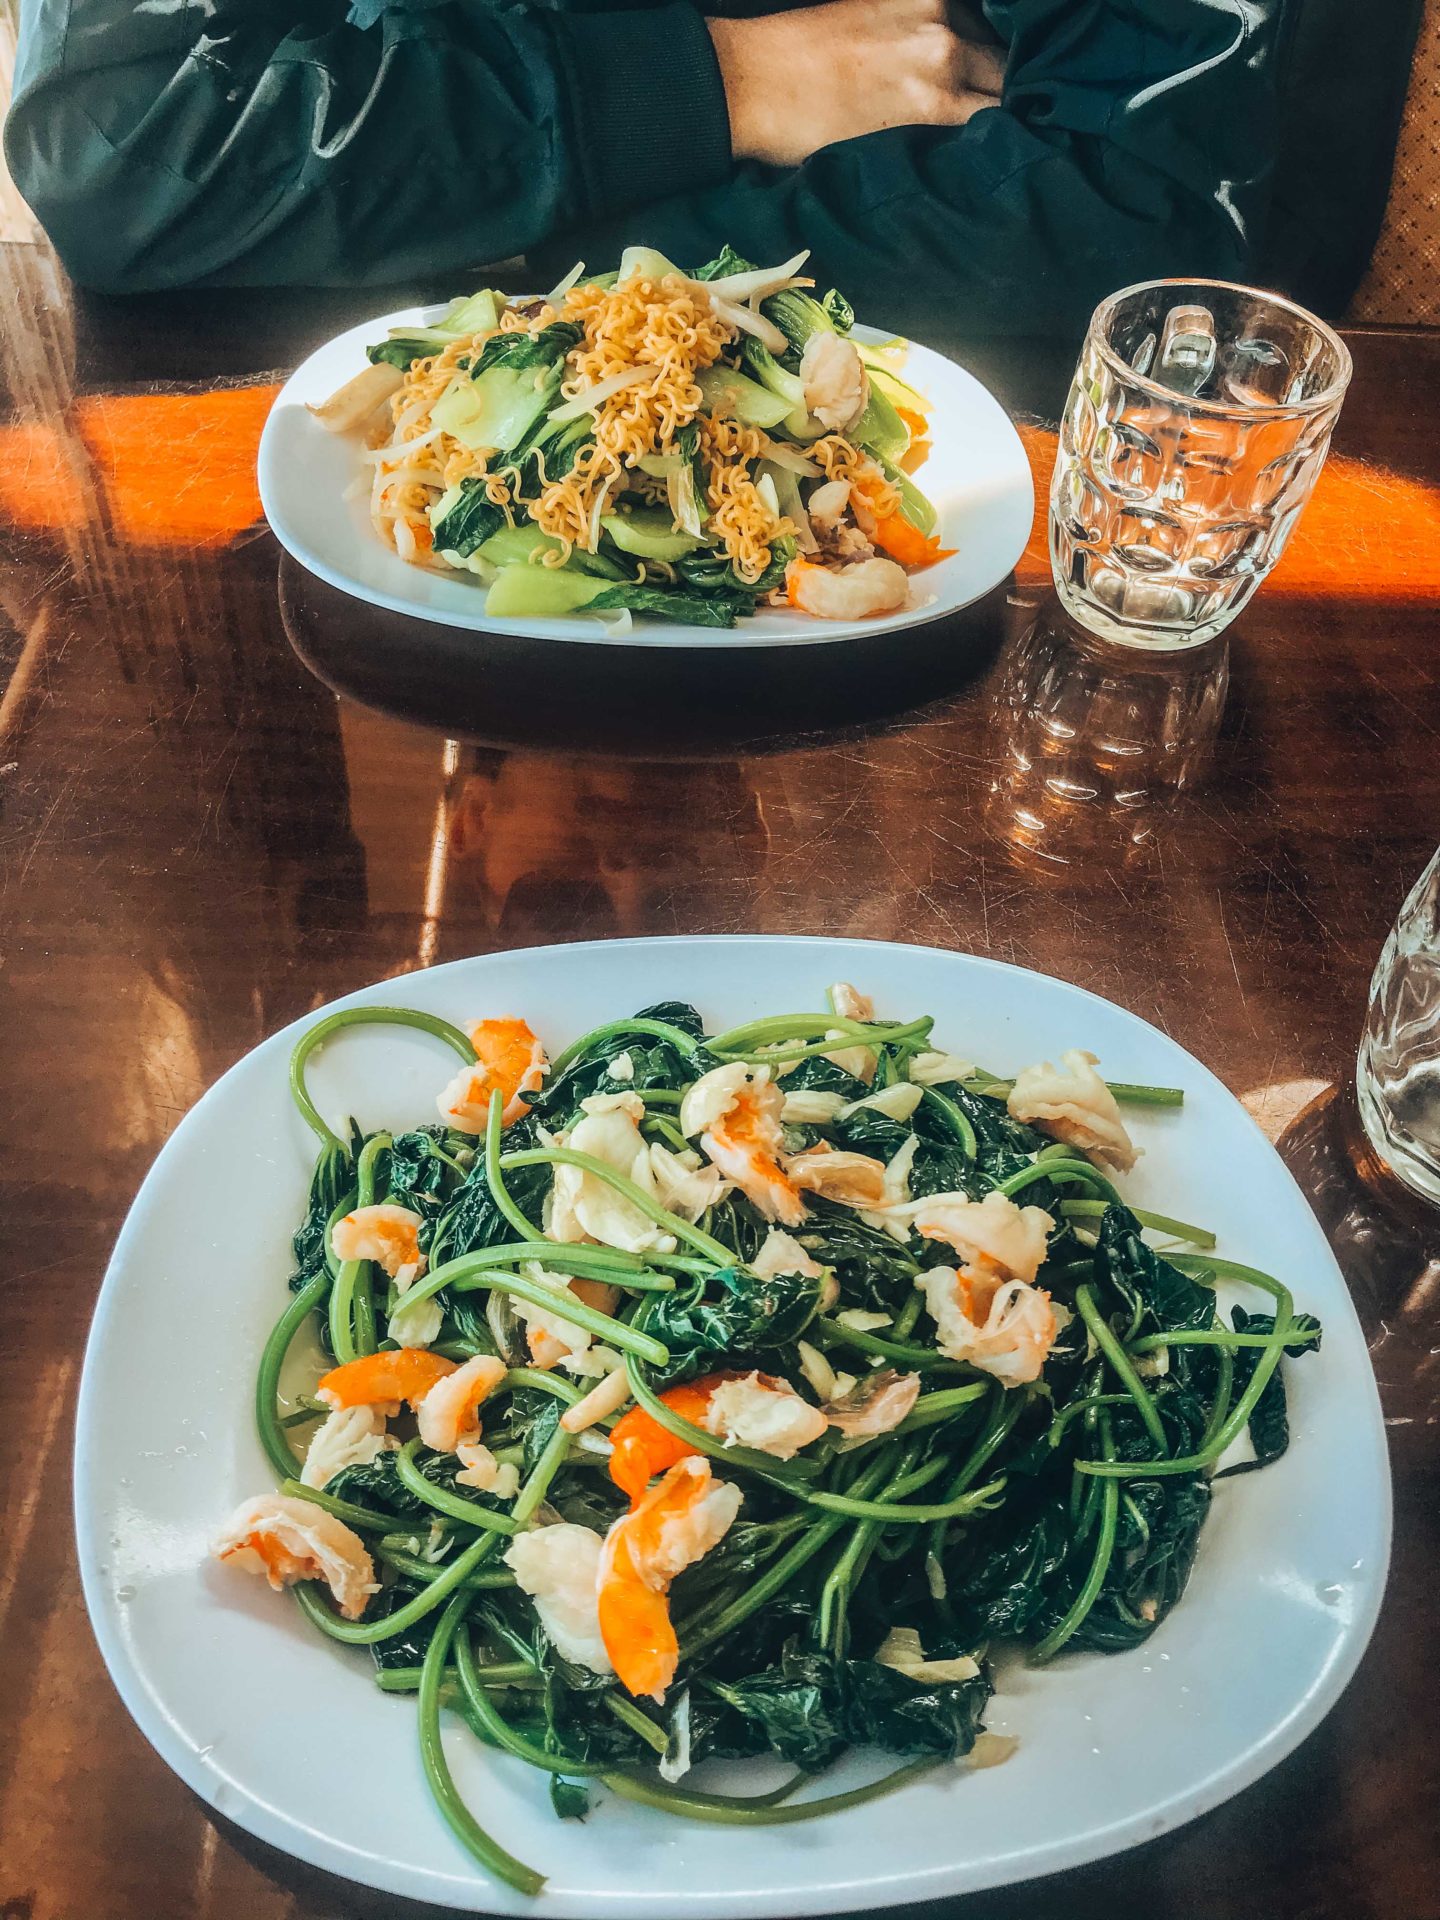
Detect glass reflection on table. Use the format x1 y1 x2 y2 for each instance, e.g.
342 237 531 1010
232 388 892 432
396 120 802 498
985 594 1229 871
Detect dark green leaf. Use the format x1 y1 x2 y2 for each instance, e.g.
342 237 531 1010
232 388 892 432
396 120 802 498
821 289 855 332
704 1646 847 1771
431 478 504 558
793 1200 918 1311
691 245 756 282
584 583 745 629
647 1266 822 1386
429 1114 552 1263
366 338 433 371
549 1776 590 1820
1215 1308 1322 1477
841 1655 991 1759
472 321 582 377
288 1139 352 1294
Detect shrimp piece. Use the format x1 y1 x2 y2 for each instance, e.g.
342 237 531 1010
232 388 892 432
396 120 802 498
786 1142 888 1208
646 1142 727 1221
456 1442 520 1500
918 1264 1057 1387
700 1371 827 1459
822 980 878 1082
300 1404 396 1489
822 1367 921 1437
680 1063 804 1225
608 1375 724 1504
912 1189 1054 1285
437 1017 547 1133
213 1493 378 1619
830 982 874 1023
807 479 875 565
800 332 869 431
910 1050 977 1086
519 1269 621 1373
416 1353 508 1452
331 1204 437 1348
316 1347 457 1413
598 1458 743 1701
750 1227 826 1282
786 556 909 621
548 1095 677 1254
331 1204 425 1286
505 1523 612 1676
911 1190 1058 1386
1007 1049 1139 1172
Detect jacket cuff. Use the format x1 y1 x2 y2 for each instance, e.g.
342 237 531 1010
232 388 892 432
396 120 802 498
554 5 732 224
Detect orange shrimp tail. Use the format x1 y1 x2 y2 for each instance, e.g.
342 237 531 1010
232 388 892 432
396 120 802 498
597 1533 678 1703
468 1017 547 1125
226 1532 303 1590
867 509 955 570
894 404 930 439
607 1376 725 1505
786 557 818 609
317 1347 456 1409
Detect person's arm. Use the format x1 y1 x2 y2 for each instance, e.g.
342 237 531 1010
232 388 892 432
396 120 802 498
3 0 996 293
558 0 1286 334
4 0 733 291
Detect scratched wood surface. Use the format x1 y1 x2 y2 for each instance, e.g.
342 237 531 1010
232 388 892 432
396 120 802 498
0 224 1438 1920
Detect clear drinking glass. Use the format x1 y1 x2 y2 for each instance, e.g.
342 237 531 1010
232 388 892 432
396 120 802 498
1051 278 1352 648
1358 849 1440 1205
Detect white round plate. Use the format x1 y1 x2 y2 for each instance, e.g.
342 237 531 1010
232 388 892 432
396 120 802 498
76 937 1389 1915
257 311 1034 648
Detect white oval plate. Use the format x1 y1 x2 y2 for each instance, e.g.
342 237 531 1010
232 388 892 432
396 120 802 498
257 313 1034 648
76 937 1389 1915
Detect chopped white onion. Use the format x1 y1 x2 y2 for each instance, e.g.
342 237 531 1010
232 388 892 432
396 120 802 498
547 365 654 427
699 251 811 303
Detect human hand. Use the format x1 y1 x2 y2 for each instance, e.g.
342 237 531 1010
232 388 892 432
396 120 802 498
708 0 1004 169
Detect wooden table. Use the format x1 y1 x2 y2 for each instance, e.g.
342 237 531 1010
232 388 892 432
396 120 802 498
2 236 1437 1919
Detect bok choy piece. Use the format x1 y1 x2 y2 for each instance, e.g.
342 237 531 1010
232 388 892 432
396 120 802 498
432 323 582 454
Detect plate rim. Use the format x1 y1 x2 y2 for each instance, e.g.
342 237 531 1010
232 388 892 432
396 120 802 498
74 934 1392 1915
256 311 1036 650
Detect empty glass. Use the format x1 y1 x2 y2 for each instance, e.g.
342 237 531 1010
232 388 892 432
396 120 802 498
1051 279 1351 648
1358 848 1440 1206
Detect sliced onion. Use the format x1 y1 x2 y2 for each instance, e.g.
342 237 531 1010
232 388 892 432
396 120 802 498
586 606 633 637
708 296 789 356
542 260 585 304
546 365 654 426
307 360 403 433
699 250 811 303
759 442 822 477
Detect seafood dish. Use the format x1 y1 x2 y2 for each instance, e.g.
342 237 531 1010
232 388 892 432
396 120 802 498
308 248 952 631
216 986 1320 1892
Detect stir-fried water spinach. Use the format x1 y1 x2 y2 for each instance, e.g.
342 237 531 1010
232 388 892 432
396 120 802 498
241 993 1320 1894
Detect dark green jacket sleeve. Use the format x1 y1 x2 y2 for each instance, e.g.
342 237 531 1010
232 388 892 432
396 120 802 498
549 0 1281 337
4 0 732 291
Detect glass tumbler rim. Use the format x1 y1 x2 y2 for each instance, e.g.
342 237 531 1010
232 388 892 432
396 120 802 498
1087 275 1354 421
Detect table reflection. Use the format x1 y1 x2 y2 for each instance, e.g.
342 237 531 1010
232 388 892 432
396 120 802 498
984 595 1228 871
